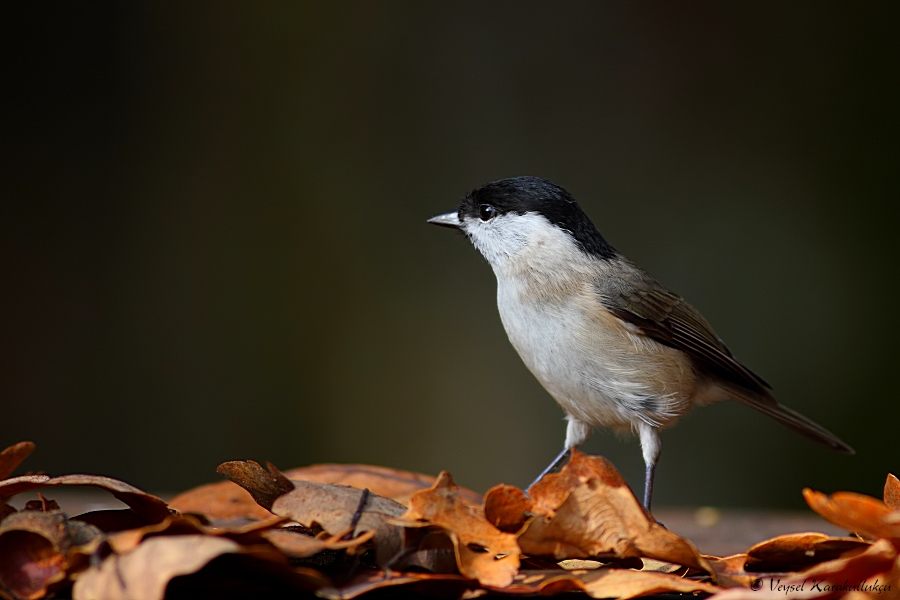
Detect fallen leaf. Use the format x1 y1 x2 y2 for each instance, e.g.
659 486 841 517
518 450 711 574
707 554 756 589
483 484 532 533
0 512 70 600
167 480 274 523
884 474 900 511
0 474 170 524
707 537 897 599
72 535 290 600
316 570 478 600
271 481 405 567
498 567 720 599
744 532 869 573
283 463 483 506
102 513 284 555
262 528 374 558
0 443 36 481
72 509 150 533
219 460 406 567
215 461 294 511
803 488 900 540
392 471 520 588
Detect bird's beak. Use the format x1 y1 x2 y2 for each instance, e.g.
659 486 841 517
427 211 462 229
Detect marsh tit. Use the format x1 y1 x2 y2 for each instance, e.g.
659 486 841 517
429 176 853 510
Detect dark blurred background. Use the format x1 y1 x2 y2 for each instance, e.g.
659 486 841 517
1 2 897 508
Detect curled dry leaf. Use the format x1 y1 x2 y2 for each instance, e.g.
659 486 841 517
500 567 720 599
0 512 70 600
102 513 285 556
708 537 897 600
884 474 900 511
317 570 477 600
167 479 274 523
392 471 520 588
0 474 170 524
483 484 532 533
744 532 870 573
803 488 900 540
707 554 757 589
0 442 36 481
72 534 290 600
270 479 405 567
262 528 374 559
219 459 407 567
518 450 711 574
216 461 294 511
283 463 484 507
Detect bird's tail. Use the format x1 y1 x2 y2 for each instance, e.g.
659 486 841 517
725 385 854 454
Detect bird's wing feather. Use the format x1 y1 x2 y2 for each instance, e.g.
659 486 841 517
594 262 773 396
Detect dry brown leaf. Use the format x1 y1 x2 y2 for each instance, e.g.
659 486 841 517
744 532 870 573
0 474 170 524
884 474 900 511
803 488 900 540
0 512 70 600
262 528 374 558
101 513 284 556
72 534 290 600
392 471 520 588
708 537 897 599
284 463 483 506
483 484 532 533
215 461 294 511
0 443 36 482
496 567 720 599
707 554 757 589
219 460 407 567
73 509 150 533
317 570 478 600
168 479 274 522
271 480 405 567
518 450 711 574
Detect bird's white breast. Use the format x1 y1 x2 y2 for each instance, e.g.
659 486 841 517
494 257 696 433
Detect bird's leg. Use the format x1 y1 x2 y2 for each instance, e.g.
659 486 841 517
528 446 570 491
528 418 591 491
638 422 661 511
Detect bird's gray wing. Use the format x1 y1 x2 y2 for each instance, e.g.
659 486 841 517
593 260 854 454
594 262 773 396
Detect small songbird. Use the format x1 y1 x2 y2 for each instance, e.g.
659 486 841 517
429 176 853 510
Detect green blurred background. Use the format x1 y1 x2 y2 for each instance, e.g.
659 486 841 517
2 2 897 508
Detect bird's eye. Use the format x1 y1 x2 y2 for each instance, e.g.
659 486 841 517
479 204 497 221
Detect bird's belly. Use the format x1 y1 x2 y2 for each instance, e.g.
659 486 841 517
497 288 696 430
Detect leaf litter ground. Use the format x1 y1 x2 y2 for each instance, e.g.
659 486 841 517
0 441 896 600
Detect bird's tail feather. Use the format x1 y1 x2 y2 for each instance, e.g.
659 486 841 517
726 386 854 454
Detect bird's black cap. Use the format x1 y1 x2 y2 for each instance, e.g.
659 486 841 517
460 176 618 259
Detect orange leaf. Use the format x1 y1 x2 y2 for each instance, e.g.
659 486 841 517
0 442 35 481
0 474 170 524
518 451 711 573
0 512 70 600
884 474 900 511
744 532 870 573
483 483 532 533
803 488 900 540
168 479 274 523
72 535 292 600
709 537 897 599
283 463 483 507
498 567 720 598
392 471 520 588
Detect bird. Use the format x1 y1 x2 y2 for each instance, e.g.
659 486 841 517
428 176 853 510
